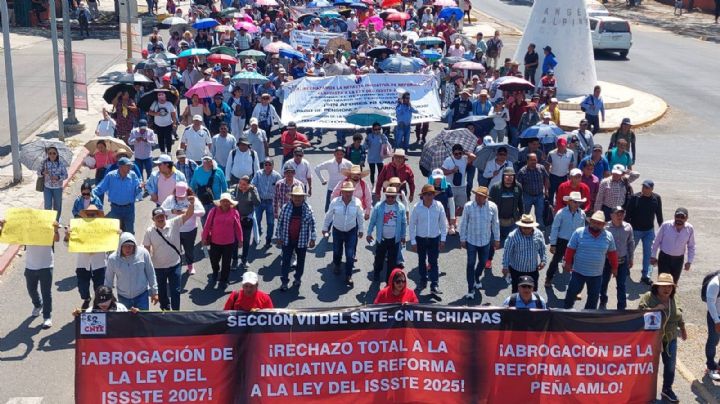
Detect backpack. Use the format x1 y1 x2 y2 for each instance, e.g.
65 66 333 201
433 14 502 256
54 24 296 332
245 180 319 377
486 39 499 58
701 271 720 302
508 292 543 308
197 169 216 205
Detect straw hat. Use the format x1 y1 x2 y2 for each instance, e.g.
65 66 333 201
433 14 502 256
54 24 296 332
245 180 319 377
289 186 307 196
653 273 676 287
385 186 399 196
419 184 439 196
562 191 586 203
214 192 238 206
392 149 408 160
340 181 356 192
471 186 489 197
79 204 105 219
587 210 606 223
516 214 539 228
382 176 404 190
341 165 370 178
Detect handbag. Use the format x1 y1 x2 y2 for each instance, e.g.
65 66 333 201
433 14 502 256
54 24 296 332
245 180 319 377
380 142 394 159
35 176 45 192
155 228 182 260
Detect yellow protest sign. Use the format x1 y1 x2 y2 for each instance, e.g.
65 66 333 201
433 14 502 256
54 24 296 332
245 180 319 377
0 208 57 246
68 218 120 253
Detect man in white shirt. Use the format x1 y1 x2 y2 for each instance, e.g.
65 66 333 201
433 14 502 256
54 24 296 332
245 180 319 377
570 119 594 161
181 62 202 91
409 184 448 295
547 137 575 205
244 118 269 161
180 115 213 164
287 147 313 192
459 186 500 300
225 136 260 185
441 143 476 214
95 108 116 137
211 122 236 174
315 147 352 212
322 181 364 286
483 146 512 188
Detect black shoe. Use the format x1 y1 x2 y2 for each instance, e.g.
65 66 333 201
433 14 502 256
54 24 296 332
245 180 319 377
430 285 442 294
417 280 427 290
231 259 238 269
240 260 249 270
333 263 341 275
661 389 679 403
209 273 217 284
280 282 288 291
81 299 91 310
641 276 652 285
345 277 354 287
292 279 301 288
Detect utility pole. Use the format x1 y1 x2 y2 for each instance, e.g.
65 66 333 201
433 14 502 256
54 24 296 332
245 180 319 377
49 0 65 140
1 0 22 182
126 1 133 72
61 0 78 125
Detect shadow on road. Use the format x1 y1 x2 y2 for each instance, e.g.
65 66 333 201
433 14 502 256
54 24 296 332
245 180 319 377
55 275 76 292
0 317 42 361
311 265 359 303
37 320 75 352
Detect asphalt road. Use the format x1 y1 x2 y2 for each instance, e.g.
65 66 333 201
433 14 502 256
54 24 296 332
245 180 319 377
2 3 720 401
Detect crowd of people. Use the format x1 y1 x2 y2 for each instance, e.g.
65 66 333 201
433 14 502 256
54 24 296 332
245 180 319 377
1 0 711 401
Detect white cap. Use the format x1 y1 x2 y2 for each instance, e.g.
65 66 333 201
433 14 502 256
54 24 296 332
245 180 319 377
569 168 582 177
241 271 259 285
249 117 259 125
611 164 625 175
155 154 172 164
192 114 203 121
542 112 551 119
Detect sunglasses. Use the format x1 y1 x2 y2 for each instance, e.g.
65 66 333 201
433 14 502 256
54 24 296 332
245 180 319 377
674 215 687 219
519 285 533 289
81 192 90 197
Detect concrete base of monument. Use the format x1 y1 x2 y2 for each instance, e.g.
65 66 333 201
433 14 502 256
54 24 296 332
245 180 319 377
557 81 668 133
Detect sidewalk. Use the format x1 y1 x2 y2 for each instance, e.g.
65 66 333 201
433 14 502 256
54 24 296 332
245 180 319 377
605 0 720 42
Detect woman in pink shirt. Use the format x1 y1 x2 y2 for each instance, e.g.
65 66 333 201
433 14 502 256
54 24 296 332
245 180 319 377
92 140 116 183
202 193 243 287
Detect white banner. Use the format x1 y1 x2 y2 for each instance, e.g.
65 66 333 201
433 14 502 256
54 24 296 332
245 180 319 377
289 30 346 50
281 73 441 129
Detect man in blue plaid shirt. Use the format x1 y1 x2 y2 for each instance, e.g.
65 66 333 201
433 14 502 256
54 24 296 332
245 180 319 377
275 186 316 291
502 214 547 293
175 149 198 185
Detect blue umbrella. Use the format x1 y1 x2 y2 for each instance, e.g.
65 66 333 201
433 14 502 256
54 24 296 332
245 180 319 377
231 71 270 85
347 1 368 8
307 0 332 6
279 48 305 60
319 10 341 18
422 49 442 61
415 36 445 46
346 108 392 127
334 0 353 4
520 124 565 143
438 7 463 21
323 18 348 31
192 18 219 30
379 56 422 73
177 48 210 58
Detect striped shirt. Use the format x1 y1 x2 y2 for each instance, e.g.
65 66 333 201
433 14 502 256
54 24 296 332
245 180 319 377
274 202 316 248
594 173 639 211
176 160 198 184
502 228 547 272
550 207 586 244
251 169 282 200
273 179 304 215
459 200 500 247
651 221 696 263
567 227 616 277
516 165 549 196
605 221 634 259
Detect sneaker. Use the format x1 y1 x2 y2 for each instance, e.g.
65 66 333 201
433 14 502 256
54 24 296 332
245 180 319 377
280 282 289 291
661 389 679 403
32 306 42 317
430 285 442 294
81 299 91 310
473 281 483 290
292 279 301 288
345 277 354 287
241 260 249 270
576 293 583 301
485 260 492 270
465 291 475 300
544 279 552 288
707 369 720 381
291 259 298 268
598 302 607 310
42 318 52 329
188 265 196 275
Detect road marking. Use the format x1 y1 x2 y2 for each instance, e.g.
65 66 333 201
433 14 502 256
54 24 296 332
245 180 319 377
6 398 44 404
675 360 717 403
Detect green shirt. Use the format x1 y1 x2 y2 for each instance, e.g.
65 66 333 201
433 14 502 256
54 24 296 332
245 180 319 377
638 291 683 346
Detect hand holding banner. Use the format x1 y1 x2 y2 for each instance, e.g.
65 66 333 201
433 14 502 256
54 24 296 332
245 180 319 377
0 208 57 246
68 218 121 253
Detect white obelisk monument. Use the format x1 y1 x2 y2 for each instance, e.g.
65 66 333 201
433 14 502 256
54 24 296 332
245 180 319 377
513 0 598 97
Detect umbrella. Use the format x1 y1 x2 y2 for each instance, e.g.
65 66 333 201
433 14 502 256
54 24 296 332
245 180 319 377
386 11 410 22
279 48 305 60
238 49 266 60
367 46 394 59
442 56 466 66
323 18 348 31
347 1 368 8
433 0 457 6
335 0 354 4
379 56 422 73
231 71 270 85
255 0 279 5
214 24 235 33
438 7 463 21
207 54 238 65
168 23 191 35
218 7 239 16
473 143 520 169
402 30 419 42
456 115 493 124
192 18 219 30
379 8 399 18
422 49 443 61
234 20 259 33
138 89 179 111
362 15 384 31
84 137 130 154
149 51 178 61
307 0 332 6
117 72 152 84
520 124 565 144
346 108 392 127
320 10 341 18
211 45 237 56
453 61 486 72
102 83 136 104
177 48 210 58
420 129 477 172
298 13 316 26
325 37 352 52
415 36 445 46
381 0 401 6
185 80 225 99
497 76 535 92
264 41 293 53
20 139 73 171
139 58 169 69
160 16 187 26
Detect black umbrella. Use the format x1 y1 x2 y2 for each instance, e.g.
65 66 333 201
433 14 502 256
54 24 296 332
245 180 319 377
103 83 136 104
367 46 394 59
138 89 178 111
117 72 152 84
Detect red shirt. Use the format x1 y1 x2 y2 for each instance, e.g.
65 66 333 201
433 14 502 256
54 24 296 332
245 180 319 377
374 268 419 304
223 290 274 311
281 131 308 157
374 163 415 197
554 180 591 213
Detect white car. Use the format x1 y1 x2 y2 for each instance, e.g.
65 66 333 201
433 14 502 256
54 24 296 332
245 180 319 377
589 16 633 58
586 0 610 17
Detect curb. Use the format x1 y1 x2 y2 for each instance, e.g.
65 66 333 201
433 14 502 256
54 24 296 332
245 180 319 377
0 147 89 276
471 9 524 36
676 358 716 403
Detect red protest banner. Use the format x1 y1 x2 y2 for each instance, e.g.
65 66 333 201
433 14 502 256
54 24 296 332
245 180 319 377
75 306 662 404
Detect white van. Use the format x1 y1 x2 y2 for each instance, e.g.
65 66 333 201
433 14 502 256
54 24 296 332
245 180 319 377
586 0 610 17
589 16 633 58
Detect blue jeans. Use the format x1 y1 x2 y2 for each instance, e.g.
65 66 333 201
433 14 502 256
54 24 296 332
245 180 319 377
255 200 274 243
466 243 491 293
324 190 333 213
332 227 358 278
44 187 63 220
76 267 105 301
522 193 544 228
395 124 411 151
108 203 135 234
633 229 655 278
155 264 181 310
507 125 520 147
563 272 602 309
707 312 720 370
281 241 307 284
662 338 677 391
25 268 53 319
599 259 629 309
416 236 440 286
548 174 566 207
118 289 149 311
134 158 153 182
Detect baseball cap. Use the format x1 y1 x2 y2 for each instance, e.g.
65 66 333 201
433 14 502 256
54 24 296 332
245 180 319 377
241 271 259 285
611 164 625 175
518 275 535 287
283 163 296 172
151 207 166 218
593 144 603 151
287 121 297 128
334 146 345 154
621 117 631 125
192 114 203 122
249 117 259 125
569 168 582 177
154 154 172 164
237 136 250 145
138 119 148 128
556 137 567 146
611 206 625 214
118 157 133 166
642 179 654 189
175 149 186 157
542 112 551 119
674 207 688 217
201 155 214 161
175 182 188 198
293 147 304 155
